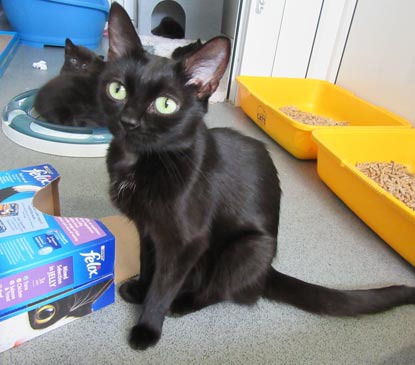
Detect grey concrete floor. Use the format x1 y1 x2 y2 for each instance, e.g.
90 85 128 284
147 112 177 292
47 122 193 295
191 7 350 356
0 36 415 365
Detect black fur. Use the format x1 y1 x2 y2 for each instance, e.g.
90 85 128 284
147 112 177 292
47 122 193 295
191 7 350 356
102 3 415 350
34 73 105 127
152 16 184 39
60 38 105 75
34 39 106 127
171 39 203 60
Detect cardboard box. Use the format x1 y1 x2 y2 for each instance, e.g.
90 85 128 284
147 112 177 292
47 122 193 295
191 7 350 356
0 164 142 352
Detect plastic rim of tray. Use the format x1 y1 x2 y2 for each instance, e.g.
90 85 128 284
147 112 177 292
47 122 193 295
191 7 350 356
1 89 112 157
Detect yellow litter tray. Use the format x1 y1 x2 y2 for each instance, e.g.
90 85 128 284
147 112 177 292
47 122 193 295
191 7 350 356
312 128 415 266
237 76 412 159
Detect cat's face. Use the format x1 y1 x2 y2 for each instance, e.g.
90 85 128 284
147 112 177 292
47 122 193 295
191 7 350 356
99 53 204 152
99 3 230 153
61 38 105 74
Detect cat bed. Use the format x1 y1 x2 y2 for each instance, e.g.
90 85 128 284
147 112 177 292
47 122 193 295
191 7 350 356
2 0 108 48
2 89 112 157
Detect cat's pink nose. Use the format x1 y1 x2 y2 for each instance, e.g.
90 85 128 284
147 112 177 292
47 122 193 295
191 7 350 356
120 115 140 130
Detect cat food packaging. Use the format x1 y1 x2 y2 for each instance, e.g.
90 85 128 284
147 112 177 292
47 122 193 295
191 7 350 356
0 164 115 353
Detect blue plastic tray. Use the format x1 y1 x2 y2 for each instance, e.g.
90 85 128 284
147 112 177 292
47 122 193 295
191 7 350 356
2 0 108 49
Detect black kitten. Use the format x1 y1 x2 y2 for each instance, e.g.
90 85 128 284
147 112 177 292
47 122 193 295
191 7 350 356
34 73 105 127
33 39 106 127
102 4 415 351
171 39 203 61
152 16 184 39
60 38 105 75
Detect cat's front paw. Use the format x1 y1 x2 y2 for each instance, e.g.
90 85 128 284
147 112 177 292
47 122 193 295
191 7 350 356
129 324 161 350
119 280 147 304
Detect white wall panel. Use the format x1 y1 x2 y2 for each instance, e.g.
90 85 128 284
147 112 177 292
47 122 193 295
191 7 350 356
239 0 286 76
306 0 356 81
271 0 322 78
336 0 415 125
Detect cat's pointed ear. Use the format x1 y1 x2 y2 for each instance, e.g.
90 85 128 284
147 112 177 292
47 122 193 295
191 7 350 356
107 2 144 61
65 38 74 53
183 36 230 99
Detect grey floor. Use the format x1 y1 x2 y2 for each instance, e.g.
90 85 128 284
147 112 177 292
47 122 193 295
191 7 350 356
1 27 415 365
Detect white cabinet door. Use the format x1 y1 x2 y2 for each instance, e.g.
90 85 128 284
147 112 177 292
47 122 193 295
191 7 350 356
238 0 286 77
271 0 322 78
231 0 354 102
238 0 324 78
306 0 357 81
336 0 415 125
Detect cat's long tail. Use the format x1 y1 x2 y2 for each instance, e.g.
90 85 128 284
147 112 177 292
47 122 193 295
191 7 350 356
263 268 415 316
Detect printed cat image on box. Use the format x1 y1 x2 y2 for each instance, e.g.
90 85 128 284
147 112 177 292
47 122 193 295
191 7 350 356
0 278 114 351
28 278 113 329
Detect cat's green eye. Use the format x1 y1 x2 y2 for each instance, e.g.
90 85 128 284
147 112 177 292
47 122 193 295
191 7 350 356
34 304 56 324
107 81 127 101
154 96 178 115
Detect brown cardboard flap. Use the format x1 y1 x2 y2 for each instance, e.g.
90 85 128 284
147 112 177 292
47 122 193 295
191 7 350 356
101 216 140 284
32 178 61 216
32 176 140 284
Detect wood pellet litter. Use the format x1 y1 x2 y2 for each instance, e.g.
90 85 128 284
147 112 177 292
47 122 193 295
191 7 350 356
279 106 349 126
356 161 415 211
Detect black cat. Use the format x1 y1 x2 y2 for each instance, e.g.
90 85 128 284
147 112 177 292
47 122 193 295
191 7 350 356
34 72 105 127
152 16 184 39
33 39 106 127
60 38 105 75
102 3 415 350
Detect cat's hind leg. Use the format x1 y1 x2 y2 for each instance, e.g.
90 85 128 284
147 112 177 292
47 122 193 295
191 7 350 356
170 232 276 315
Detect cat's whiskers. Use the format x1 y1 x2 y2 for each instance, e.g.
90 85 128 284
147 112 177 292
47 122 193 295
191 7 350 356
70 289 95 311
116 177 137 200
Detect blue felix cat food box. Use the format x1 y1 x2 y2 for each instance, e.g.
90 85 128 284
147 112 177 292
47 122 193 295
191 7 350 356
0 164 115 352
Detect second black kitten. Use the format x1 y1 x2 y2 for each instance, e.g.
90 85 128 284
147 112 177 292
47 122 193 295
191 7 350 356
34 73 105 127
34 39 106 127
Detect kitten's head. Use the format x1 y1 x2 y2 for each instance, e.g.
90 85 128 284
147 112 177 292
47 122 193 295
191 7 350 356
99 3 230 153
61 38 105 75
